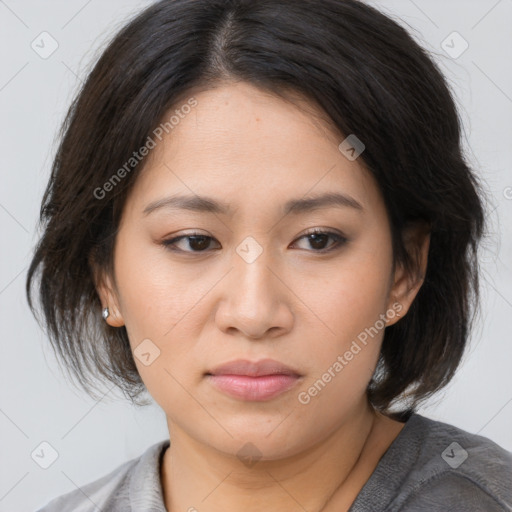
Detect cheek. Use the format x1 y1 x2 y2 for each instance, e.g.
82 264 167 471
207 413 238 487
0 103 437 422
296 241 392 392
305 243 392 340
112 233 215 399
294 270 389 419
113 232 198 339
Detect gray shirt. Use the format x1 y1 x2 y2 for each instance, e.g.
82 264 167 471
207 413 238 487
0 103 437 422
35 412 512 511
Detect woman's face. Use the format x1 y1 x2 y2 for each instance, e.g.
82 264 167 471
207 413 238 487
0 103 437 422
99 81 424 459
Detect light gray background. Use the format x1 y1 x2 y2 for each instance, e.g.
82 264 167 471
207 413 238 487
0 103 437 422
0 1 511 511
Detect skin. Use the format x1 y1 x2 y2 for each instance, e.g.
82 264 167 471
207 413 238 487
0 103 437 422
95 81 430 512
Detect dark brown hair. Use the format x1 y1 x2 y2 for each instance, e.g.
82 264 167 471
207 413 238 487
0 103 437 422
26 0 489 419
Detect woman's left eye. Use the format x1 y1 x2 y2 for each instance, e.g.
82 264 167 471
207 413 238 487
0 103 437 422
293 229 347 252
161 229 347 254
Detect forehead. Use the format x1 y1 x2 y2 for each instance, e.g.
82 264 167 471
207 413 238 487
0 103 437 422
127 81 384 219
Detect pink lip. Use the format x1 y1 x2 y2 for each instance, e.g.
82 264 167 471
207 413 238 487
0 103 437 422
205 359 302 401
207 358 301 377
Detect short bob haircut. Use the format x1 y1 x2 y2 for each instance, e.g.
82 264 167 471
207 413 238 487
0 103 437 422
26 0 489 420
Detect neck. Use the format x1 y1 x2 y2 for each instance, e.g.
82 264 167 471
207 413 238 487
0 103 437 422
160 400 397 512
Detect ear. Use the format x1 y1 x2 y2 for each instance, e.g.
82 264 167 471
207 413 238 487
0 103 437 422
386 220 431 327
88 253 125 328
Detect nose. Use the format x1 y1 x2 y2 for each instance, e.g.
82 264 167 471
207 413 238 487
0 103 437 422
214 247 294 340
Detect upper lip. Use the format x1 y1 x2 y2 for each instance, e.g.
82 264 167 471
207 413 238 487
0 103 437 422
206 358 301 377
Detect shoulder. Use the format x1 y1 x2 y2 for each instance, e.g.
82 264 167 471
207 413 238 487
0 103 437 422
391 413 512 511
35 440 169 512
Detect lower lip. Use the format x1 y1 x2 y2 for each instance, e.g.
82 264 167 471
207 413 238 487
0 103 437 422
206 374 301 401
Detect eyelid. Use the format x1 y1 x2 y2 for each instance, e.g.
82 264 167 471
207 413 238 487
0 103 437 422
299 226 346 238
161 232 220 252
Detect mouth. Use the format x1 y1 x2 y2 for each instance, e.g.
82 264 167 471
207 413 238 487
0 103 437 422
205 358 303 401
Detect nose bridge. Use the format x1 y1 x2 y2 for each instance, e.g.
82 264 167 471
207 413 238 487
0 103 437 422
214 234 291 338
232 235 276 306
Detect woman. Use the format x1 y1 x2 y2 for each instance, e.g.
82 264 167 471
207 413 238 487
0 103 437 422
28 0 512 511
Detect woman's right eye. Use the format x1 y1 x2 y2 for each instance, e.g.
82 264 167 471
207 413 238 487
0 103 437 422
161 234 220 253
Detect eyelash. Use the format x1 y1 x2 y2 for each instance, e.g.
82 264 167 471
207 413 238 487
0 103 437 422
161 228 348 255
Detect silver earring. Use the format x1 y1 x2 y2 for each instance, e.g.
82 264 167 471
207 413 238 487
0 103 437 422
102 307 110 320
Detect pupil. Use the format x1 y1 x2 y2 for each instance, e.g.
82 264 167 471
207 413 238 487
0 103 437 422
190 236 209 251
310 233 328 250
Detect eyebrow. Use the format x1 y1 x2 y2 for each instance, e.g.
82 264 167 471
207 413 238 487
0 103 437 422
142 192 364 217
